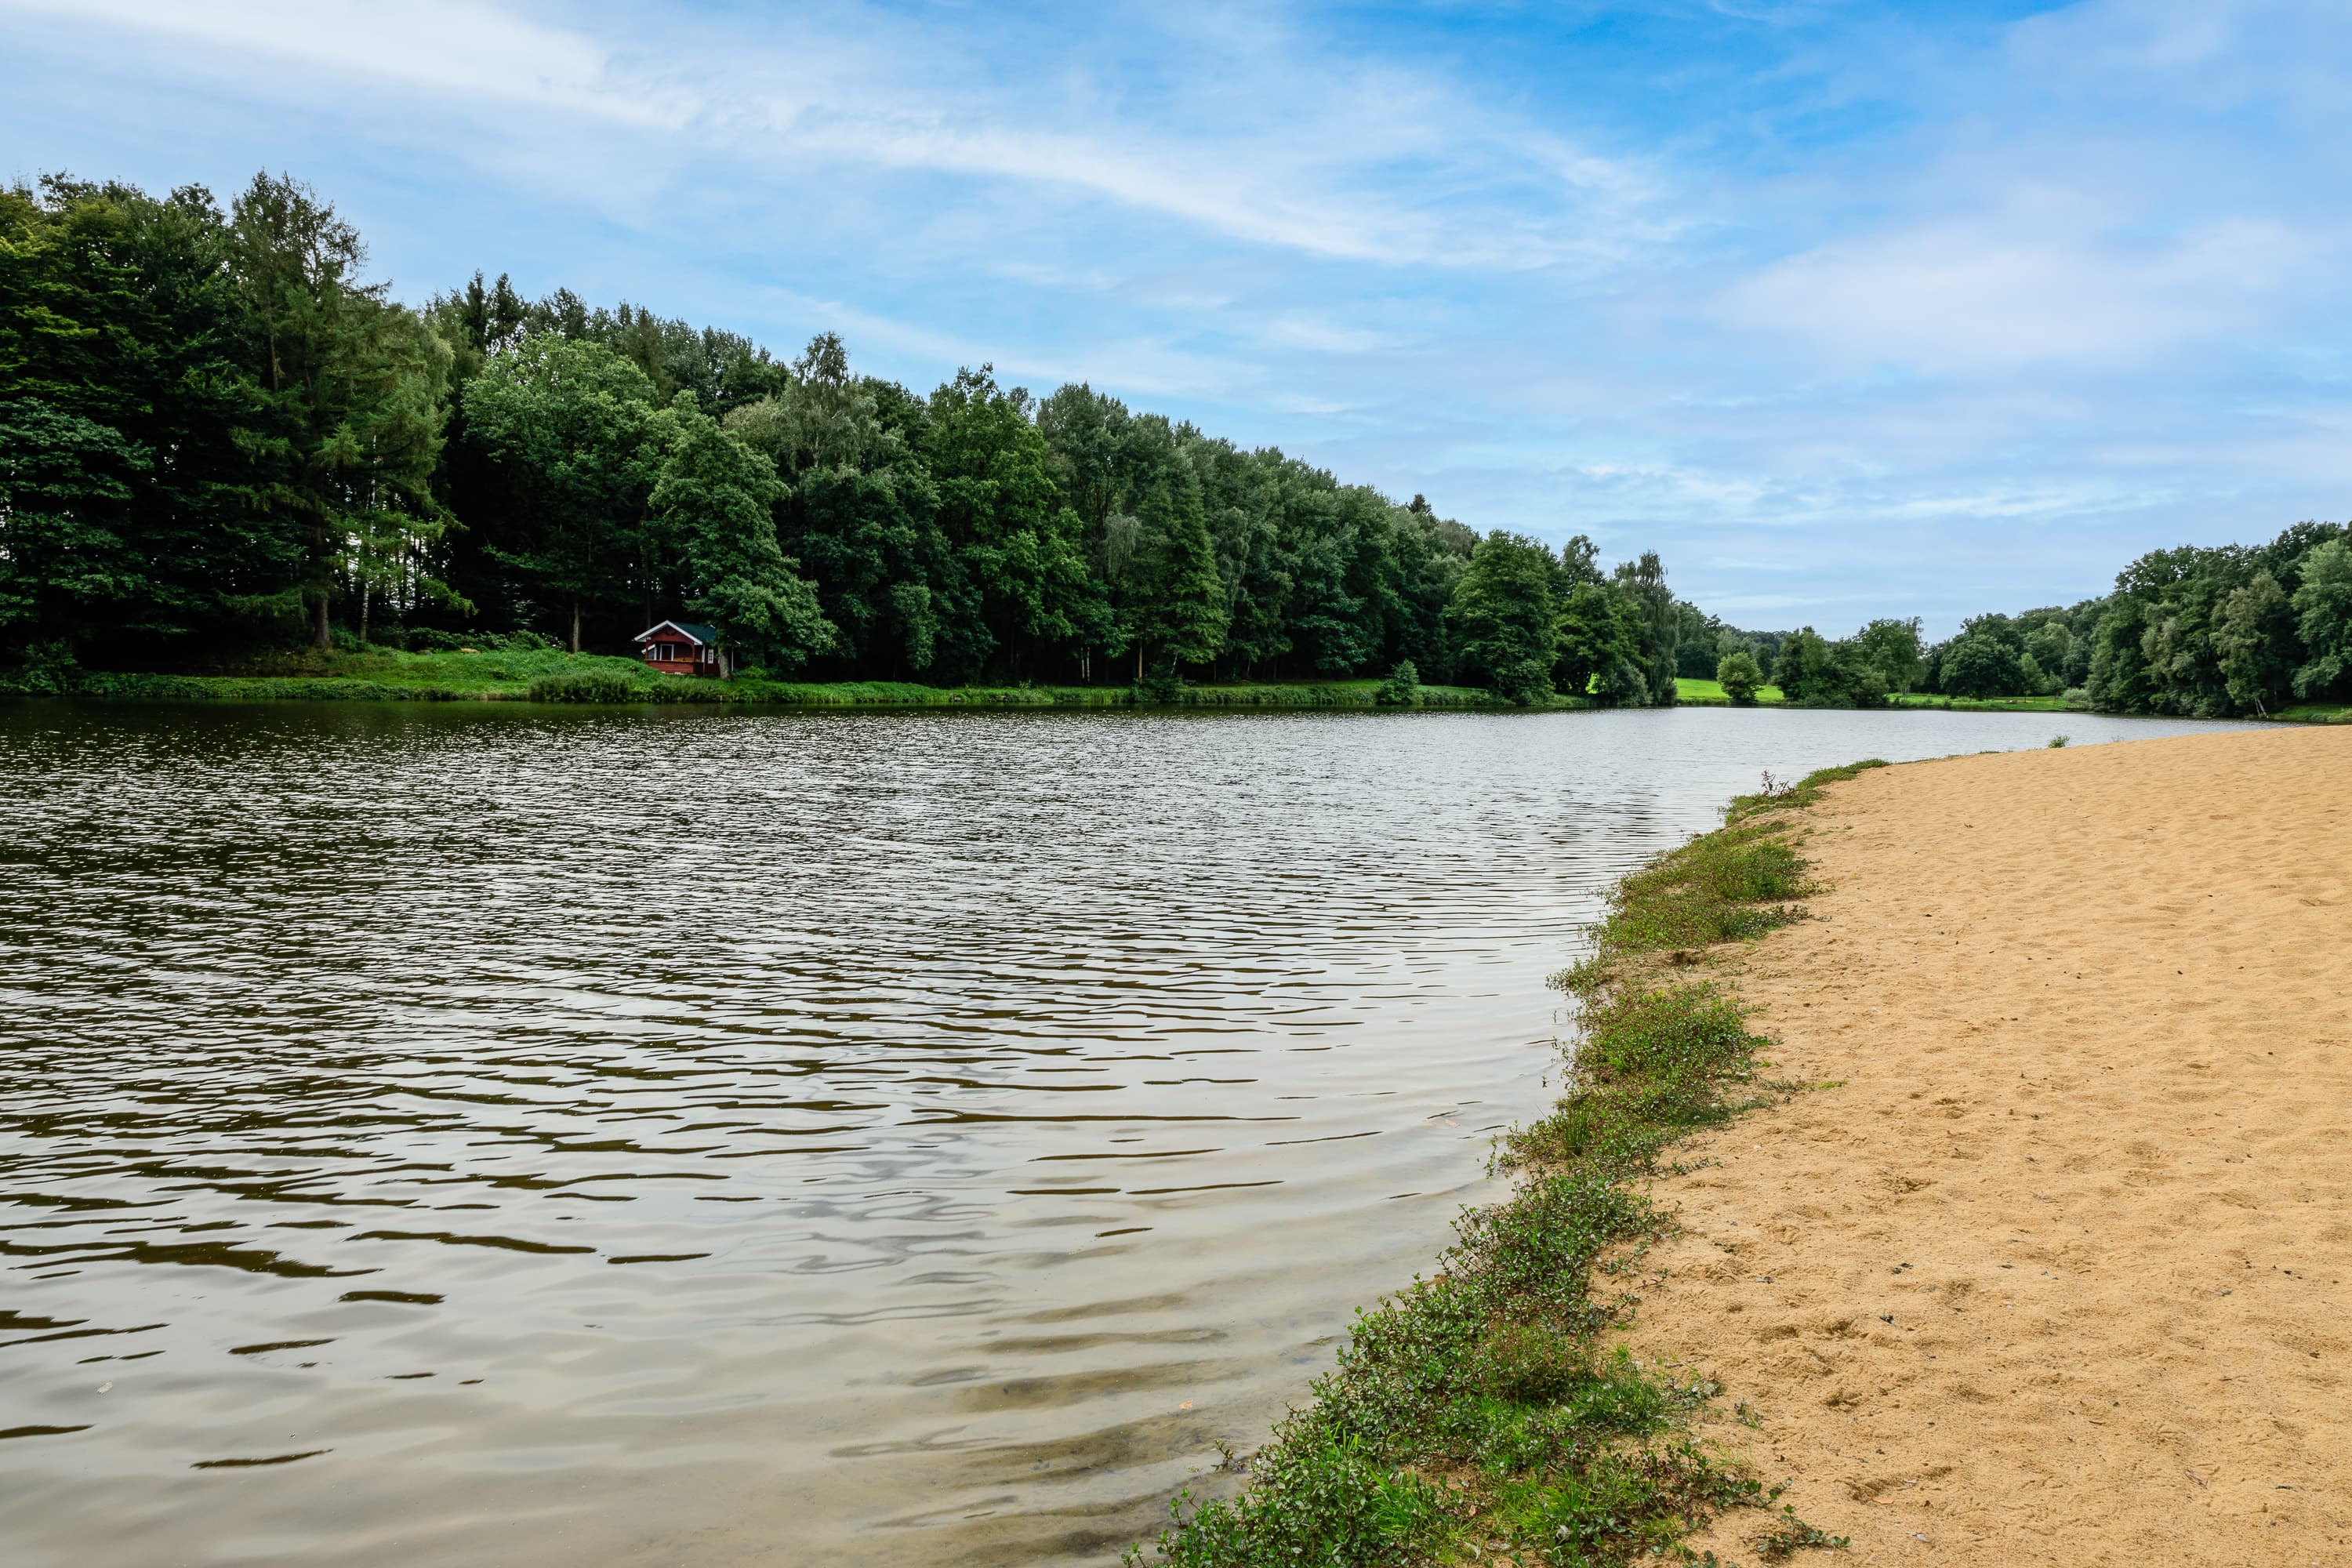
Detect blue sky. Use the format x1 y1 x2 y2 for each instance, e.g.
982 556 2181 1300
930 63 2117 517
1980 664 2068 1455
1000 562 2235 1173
6 0 2349 634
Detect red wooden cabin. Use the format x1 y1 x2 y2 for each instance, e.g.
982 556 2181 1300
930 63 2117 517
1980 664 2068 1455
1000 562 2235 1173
633 619 729 677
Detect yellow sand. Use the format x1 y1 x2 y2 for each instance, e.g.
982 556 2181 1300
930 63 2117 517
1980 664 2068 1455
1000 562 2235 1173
1631 726 2352 1566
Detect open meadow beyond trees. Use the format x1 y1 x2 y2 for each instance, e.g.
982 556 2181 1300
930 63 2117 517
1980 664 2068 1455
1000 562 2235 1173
1624 727 2352 1566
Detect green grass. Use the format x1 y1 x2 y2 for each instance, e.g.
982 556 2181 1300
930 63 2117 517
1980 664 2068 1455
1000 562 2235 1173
2269 702 2352 724
1673 677 1786 706
1130 767 1875 1568
1675 676 2072 713
1887 690 2070 713
15 648 1534 710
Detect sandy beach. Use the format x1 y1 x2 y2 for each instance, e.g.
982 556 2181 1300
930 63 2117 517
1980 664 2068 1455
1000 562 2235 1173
1632 726 2352 1566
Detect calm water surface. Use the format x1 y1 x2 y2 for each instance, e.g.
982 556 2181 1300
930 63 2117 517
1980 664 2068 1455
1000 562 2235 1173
0 702 2245 1566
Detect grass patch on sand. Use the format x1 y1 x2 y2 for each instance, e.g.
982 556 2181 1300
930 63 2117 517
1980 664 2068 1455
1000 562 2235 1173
1129 768 1880 1568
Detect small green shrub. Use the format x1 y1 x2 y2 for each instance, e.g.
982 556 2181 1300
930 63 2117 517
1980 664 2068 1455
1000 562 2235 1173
1472 1322 1589 1403
4 639 81 694
1374 660 1420 707
1756 1503 1850 1559
1718 649 1763 705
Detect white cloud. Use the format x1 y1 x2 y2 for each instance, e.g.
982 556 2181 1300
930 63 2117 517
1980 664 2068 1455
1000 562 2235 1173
2 0 1662 269
5 0 690 125
1722 209 2310 370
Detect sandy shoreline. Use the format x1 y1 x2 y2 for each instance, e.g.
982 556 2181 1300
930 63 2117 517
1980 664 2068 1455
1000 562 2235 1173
1629 727 2352 1566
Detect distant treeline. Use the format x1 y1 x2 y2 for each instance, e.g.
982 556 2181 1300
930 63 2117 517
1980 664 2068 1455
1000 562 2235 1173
1708 520 2350 717
2 170 1740 706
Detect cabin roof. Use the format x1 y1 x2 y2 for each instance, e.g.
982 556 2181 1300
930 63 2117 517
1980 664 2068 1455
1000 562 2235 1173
633 619 720 646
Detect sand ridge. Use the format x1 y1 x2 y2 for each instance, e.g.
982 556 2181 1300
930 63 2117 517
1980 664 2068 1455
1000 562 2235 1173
1628 726 2352 1566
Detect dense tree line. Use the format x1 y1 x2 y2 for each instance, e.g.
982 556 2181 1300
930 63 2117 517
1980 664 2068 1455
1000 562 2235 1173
1734 521 2351 717
1 171 1706 703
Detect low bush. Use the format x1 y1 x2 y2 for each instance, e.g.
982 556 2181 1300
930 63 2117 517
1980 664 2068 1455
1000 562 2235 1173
1133 671 1187 706
1374 660 1421 707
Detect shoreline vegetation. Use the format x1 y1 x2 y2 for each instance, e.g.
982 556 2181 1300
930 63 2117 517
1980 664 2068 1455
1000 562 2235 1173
16 652 2346 720
1128 764 1883 1568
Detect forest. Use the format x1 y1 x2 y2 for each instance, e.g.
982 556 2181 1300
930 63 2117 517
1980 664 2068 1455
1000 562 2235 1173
4 171 2348 717
0 172 1716 707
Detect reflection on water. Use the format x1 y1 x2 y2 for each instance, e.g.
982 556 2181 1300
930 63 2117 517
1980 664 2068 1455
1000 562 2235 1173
0 702 2244 1565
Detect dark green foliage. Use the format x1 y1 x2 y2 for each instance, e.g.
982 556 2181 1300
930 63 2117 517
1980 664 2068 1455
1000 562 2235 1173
1906 521 2352 717
1556 579 1650 706
1134 774 1869 1568
2292 539 2352 699
1611 550 1682 706
0 177 298 659
650 397 831 670
461 334 662 651
1851 618 1923 691
1938 630 2022 699
0 164 1704 698
1772 627 1889 708
1472 1322 1590 1403
1450 532 1560 704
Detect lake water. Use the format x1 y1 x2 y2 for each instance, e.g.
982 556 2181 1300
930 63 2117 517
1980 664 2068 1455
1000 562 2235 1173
0 701 2247 1566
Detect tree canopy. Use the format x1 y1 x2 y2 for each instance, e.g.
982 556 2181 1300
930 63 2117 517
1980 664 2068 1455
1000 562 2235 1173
0 168 1710 702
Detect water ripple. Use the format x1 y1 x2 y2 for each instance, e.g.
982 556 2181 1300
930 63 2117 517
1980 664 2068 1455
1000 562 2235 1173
0 702 2248 1566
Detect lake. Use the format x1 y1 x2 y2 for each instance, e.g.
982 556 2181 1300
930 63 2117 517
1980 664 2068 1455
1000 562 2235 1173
0 701 2245 1566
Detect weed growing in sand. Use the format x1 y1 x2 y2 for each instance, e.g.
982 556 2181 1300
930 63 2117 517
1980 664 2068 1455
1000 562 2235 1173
1726 760 1889 822
2047 734 2071 748
1756 1504 1851 1559
1129 768 1871 1568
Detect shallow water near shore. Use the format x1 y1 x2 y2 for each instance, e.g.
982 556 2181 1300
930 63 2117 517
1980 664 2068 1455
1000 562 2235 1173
0 702 2249 1566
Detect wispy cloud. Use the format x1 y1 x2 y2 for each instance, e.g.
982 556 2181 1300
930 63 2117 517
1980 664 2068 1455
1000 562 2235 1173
9 0 689 124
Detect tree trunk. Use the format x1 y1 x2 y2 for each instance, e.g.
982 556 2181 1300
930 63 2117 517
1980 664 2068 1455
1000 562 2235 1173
358 584 370 648
1134 643 1144 681
571 601 582 655
314 589 331 650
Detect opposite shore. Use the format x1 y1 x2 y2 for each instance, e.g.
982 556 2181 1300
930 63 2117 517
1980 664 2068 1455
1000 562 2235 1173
12 647 2331 719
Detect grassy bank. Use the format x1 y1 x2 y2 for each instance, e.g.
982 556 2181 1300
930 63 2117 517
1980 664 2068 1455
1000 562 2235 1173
1672 677 2071 713
1130 765 1880 1568
16 647 1529 710
17 651 2123 717
1673 677 1788 705
2269 702 2352 724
